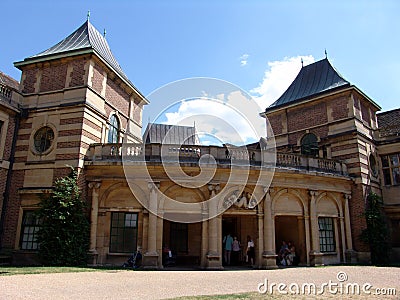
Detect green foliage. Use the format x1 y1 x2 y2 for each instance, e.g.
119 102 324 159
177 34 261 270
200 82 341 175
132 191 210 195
36 168 89 266
360 192 391 265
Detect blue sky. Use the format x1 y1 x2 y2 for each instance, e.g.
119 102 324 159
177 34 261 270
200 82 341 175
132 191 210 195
1 0 399 142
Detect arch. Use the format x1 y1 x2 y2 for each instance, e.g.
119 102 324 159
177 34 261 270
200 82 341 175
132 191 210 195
100 182 148 209
272 188 306 216
300 132 318 156
315 192 340 217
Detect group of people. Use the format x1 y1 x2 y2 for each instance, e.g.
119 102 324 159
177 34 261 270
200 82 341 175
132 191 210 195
277 240 297 266
223 234 255 266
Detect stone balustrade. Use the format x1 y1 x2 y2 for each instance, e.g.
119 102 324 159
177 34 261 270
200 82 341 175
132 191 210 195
85 143 348 175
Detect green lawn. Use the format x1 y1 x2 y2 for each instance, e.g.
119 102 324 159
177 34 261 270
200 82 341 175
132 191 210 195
0 266 126 276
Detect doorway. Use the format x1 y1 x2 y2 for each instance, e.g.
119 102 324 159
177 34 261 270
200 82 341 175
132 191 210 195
275 215 305 265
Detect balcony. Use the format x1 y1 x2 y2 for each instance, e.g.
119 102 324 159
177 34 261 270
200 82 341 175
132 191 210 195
85 143 348 176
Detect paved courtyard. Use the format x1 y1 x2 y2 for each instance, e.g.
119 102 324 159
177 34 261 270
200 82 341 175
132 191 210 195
1 266 399 299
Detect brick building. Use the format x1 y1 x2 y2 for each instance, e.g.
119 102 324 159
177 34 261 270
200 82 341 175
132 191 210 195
0 19 398 268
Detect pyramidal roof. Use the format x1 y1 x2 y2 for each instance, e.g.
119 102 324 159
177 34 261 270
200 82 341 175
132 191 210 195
14 20 136 91
266 58 350 112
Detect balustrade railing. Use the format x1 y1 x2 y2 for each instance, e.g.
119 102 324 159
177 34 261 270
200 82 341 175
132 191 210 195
86 143 347 175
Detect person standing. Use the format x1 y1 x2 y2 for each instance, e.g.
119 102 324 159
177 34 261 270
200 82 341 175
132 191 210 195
232 236 241 265
223 233 234 265
246 235 255 266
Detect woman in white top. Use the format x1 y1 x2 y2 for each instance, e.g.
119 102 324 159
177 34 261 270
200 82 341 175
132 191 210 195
246 235 255 266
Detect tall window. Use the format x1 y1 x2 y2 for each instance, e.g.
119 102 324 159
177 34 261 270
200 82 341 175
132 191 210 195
301 133 318 156
382 153 400 185
110 212 138 253
318 217 335 252
170 222 188 253
108 115 120 143
20 211 41 250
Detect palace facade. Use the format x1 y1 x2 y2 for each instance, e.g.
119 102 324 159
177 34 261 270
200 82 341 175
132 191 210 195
0 20 399 268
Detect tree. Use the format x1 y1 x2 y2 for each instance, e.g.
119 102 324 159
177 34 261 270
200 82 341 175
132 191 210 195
360 192 391 265
36 168 89 266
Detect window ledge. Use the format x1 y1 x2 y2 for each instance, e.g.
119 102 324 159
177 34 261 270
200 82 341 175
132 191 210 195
321 252 337 255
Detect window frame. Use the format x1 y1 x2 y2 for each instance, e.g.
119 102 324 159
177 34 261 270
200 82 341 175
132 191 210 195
19 210 42 251
301 133 319 157
33 126 55 154
318 217 336 253
381 153 400 186
108 114 120 143
109 212 138 253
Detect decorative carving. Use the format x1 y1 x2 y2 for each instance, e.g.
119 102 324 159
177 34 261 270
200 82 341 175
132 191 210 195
88 181 101 189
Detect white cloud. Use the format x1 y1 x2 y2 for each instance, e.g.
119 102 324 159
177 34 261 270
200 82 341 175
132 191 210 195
240 54 249 67
163 95 262 146
251 55 315 110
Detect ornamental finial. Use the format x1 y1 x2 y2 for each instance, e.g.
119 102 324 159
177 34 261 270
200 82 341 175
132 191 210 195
87 11 90 21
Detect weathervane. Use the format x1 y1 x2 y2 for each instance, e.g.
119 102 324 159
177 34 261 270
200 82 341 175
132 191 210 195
325 49 328 59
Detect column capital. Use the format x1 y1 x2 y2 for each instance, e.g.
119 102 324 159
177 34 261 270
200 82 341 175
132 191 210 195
88 181 101 189
148 181 160 191
309 190 318 198
344 193 351 201
207 183 220 193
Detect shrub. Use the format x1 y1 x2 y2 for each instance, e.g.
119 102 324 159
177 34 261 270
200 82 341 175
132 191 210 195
36 168 89 266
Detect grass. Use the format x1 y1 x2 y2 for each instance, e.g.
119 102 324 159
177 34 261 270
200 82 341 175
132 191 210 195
0 266 127 276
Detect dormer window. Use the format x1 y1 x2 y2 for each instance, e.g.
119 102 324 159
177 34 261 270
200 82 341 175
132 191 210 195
108 114 120 143
301 133 318 157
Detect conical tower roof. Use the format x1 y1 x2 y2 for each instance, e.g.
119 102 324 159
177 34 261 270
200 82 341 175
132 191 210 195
266 58 350 112
14 20 140 95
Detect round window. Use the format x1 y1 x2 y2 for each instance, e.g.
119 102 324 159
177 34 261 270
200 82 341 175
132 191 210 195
33 126 54 153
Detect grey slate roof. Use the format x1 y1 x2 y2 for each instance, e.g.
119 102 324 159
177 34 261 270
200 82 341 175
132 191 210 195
144 123 200 145
266 58 350 112
14 20 134 90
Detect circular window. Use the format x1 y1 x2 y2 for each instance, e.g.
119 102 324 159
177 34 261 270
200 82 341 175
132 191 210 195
369 154 378 177
33 126 54 153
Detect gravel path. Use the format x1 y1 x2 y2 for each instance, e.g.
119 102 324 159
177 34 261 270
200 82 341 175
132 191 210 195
1 266 399 299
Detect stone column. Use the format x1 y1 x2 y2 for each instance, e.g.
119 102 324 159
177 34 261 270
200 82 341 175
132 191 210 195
257 204 264 269
297 216 306 265
304 215 311 266
309 190 323 266
344 194 356 263
143 182 160 269
338 203 346 263
262 189 277 268
88 181 101 265
206 184 222 269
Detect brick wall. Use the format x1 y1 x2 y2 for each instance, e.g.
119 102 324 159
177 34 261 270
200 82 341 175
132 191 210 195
1 170 24 249
91 63 104 94
22 68 38 94
377 109 400 137
350 184 370 252
105 79 130 116
287 102 328 132
268 114 282 135
3 115 16 161
360 101 371 126
69 59 86 87
40 64 68 92
331 96 349 120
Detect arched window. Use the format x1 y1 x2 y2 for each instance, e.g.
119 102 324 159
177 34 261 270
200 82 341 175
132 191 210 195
301 133 318 156
108 114 120 143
